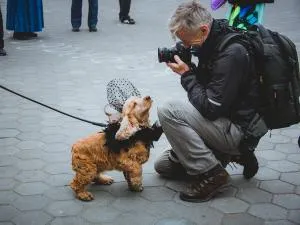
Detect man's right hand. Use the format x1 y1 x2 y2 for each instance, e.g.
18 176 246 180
167 55 190 76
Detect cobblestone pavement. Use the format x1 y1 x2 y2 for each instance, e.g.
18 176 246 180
0 0 300 224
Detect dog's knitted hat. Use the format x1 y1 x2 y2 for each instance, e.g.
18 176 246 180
106 78 141 113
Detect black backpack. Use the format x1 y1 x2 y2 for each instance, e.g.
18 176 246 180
218 24 300 129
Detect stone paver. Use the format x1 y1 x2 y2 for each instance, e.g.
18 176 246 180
248 203 288 220
222 213 264 225
0 0 299 224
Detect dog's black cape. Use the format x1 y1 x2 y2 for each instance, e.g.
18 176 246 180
103 122 163 153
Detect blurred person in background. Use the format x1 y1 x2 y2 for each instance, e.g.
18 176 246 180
6 0 44 40
71 0 98 32
0 6 6 55
119 0 135 24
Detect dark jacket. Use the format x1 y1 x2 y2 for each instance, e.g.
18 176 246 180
181 19 260 131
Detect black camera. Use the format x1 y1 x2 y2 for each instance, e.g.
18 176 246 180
158 42 191 64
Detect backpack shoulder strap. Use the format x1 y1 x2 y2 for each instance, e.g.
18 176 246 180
217 33 244 52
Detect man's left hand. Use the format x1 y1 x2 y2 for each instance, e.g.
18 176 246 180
167 55 190 76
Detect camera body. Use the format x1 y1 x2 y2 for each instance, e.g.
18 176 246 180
158 42 191 64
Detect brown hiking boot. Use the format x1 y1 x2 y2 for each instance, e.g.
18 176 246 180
179 165 229 202
231 152 258 179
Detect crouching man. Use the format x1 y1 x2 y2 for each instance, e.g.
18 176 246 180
155 1 267 202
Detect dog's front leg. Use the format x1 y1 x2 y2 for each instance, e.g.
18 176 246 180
122 162 143 192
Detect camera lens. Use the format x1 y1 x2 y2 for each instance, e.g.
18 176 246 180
158 48 168 63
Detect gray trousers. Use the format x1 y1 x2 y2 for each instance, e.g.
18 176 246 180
157 100 243 175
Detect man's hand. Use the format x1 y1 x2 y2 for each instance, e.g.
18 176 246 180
166 55 190 76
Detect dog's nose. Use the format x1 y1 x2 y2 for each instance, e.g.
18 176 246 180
144 96 151 101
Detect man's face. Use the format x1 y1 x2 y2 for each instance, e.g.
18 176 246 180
176 25 209 48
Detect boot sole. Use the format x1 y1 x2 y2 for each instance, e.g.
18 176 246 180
179 183 230 203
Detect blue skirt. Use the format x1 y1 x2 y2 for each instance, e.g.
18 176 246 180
6 0 44 32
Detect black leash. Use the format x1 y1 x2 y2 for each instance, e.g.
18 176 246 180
0 84 107 127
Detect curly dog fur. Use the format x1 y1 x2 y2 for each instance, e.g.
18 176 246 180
70 96 155 201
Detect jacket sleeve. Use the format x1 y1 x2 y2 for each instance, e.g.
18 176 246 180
181 43 250 121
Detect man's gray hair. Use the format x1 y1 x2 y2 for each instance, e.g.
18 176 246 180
169 1 213 39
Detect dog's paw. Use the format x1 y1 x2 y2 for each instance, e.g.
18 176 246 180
95 174 114 185
129 184 144 192
77 191 94 201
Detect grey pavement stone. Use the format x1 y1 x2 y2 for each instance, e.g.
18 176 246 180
82 207 122 223
273 194 300 210
275 143 300 154
255 167 280 181
281 129 300 138
0 138 20 147
16 159 45 170
0 129 20 138
248 203 288 220
262 135 291 144
296 186 300 195
281 172 300 186
16 132 43 141
44 163 72 175
44 174 73 187
260 180 295 194
12 195 49 211
256 141 275 150
14 149 45 160
16 140 45 151
84 191 115 207
257 156 268 167
142 173 166 187
39 134 69 144
112 212 158 225
111 196 150 212
140 186 176 201
0 191 18 205
165 180 186 192
145 201 224 224
264 220 298 225
41 152 70 163
14 170 47 183
0 179 17 191
14 182 50 195
46 200 83 217
256 150 286 161
222 213 264 225
155 218 197 225
288 210 300 224
236 188 272 204
12 211 52 225
0 206 19 222
49 217 93 225
0 156 18 167
287 153 300 164
0 166 19 178
44 186 74 201
43 143 70 153
211 197 249 213
0 146 20 156
267 160 299 173
0 121 20 129
214 185 238 198
230 175 260 188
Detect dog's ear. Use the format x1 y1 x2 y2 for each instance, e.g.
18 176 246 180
115 115 140 140
115 101 139 140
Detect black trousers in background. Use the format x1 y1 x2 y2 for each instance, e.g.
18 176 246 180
119 0 131 19
0 6 4 48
